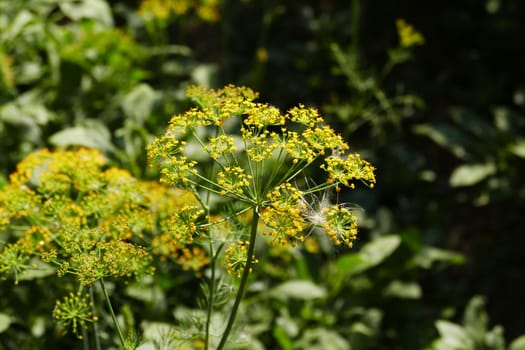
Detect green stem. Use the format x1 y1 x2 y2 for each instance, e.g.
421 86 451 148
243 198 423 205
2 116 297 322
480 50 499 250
216 207 259 350
99 279 127 349
89 284 102 350
204 240 216 350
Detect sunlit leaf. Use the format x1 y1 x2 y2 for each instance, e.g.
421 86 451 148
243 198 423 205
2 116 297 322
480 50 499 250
49 120 115 152
0 313 11 333
383 280 422 299
336 235 401 277
121 83 157 124
269 280 326 300
412 247 465 269
510 139 525 158
449 163 496 187
59 0 113 28
510 335 525 350
435 320 474 350
412 123 473 159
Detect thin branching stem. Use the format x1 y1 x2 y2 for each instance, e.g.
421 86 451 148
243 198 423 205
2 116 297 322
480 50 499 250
99 278 127 349
216 206 259 350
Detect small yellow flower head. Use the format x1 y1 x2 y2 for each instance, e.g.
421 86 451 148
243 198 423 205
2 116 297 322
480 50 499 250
287 104 324 127
53 292 94 339
266 182 305 213
244 129 278 162
262 183 308 247
261 206 306 247
396 19 425 48
303 125 349 155
322 205 358 248
224 240 258 278
244 104 285 128
168 205 205 244
207 134 237 159
321 153 376 189
217 166 252 197
176 246 210 273
272 130 317 164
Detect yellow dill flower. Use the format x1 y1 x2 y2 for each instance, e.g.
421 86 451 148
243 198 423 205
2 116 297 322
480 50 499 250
224 240 259 278
217 166 252 197
322 205 358 248
261 206 306 247
207 134 237 159
196 4 220 22
168 205 205 244
244 104 285 128
287 104 324 127
302 125 349 155
53 292 94 339
321 153 376 189
243 129 277 162
396 19 425 48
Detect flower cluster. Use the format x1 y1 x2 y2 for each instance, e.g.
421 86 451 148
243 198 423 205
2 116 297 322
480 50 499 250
0 148 206 287
53 292 94 338
396 19 425 48
148 84 376 274
224 240 259 278
139 0 220 23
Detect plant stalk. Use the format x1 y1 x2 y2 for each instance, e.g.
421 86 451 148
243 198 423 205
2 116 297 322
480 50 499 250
216 207 259 350
99 278 127 349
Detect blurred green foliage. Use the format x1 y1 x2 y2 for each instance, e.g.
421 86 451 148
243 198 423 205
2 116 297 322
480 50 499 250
1 0 525 349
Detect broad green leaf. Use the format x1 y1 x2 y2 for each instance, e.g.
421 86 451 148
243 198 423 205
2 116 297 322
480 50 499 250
0 313 11 333
18 259 55 280
510 335 525 350
358 235 402 269
435 320 474 350
449 163 496 187
49 120 114 152
412 123 473 159
463 296 488 333
449 107 494 140
412 247 465 269
121 84 156 124
296 328 350 350
269 280 326 300
336 235 401 277
383 280 422 299
510 139 525 158
191 63 219 88
59 0 113 28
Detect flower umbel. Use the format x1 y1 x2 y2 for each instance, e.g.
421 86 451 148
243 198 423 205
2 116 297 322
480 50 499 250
53 292 94 339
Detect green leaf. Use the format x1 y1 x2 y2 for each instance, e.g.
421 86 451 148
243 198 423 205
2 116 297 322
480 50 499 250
510 335 525 350
59 0 113 28
449 163 496 187
435 320 474 350
49 120 115 152
510 138 525 158
296 328 350 350
463 296 490 343
121 84 157 124
18 259 55 281
412 247 465 269
269 280 326 300
449 107 494 140
336 235 401 277
383 280 422 299
0 313 11 333
412 123 473 159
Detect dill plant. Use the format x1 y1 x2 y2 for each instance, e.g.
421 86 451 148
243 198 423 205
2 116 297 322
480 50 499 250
0 148 204 347
147 84 376 349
